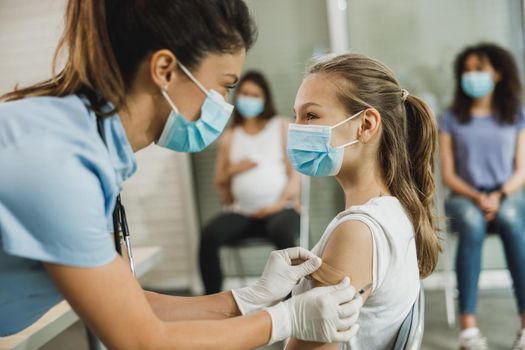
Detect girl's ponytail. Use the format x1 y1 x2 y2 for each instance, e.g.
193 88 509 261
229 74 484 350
404 94 441 278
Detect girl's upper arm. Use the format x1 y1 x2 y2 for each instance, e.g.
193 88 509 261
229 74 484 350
315 220 373 300
285 220 373 350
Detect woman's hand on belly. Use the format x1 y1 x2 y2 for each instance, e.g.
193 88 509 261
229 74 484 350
229 159 257 177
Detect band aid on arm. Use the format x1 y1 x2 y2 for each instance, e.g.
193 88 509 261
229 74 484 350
311 262 348 286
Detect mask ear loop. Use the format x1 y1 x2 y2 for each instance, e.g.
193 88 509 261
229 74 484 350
177 62 209 96
331 109 365 149
336 139 360 149
160 85 180 113
330 109 365 129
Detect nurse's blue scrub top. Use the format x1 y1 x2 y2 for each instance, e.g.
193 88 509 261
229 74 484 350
0 95 137 336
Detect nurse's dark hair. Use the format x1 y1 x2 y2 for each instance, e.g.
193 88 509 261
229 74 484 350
231 70 277 126
452 42 522 124
308 53 441 278
1 0 256 114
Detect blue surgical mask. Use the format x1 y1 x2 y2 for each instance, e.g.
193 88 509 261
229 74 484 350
461 71 494 99
286 110 364 177
156 63 234 153
236 95 265 119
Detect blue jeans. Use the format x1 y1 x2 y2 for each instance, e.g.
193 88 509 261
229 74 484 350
446 191 525 314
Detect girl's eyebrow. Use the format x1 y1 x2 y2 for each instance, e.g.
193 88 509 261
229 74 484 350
293 102 322 114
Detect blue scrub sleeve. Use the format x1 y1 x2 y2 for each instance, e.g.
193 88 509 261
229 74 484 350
0 134 116 267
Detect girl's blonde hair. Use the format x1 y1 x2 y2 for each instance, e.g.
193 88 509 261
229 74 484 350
309 53 441 278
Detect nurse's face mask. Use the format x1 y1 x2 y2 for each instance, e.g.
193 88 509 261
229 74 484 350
156 63 234 153
287 110 364 177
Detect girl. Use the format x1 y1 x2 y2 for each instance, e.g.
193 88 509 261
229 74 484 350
285 53 441 349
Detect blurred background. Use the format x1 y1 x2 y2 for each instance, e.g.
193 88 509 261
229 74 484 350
1 0 524 349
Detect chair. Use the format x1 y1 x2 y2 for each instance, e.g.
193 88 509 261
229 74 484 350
222 176 311 286
393 286 425 350
434 166 457 328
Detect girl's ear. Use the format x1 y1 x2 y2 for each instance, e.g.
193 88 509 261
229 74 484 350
358 108 381 144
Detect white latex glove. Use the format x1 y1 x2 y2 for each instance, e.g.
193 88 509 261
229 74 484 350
232 247 322 314
266 277 362 344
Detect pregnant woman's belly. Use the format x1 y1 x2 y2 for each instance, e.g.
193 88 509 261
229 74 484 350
231 163 287 214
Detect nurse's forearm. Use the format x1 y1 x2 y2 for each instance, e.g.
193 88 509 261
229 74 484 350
145 290 241 321
161 310 271 350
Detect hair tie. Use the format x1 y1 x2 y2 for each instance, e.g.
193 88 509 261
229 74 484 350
401 89 410 102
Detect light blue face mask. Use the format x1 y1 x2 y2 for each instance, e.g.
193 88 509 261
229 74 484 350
461 71 494 99
235 95 265 119
156 63 234 153
286 110 364 177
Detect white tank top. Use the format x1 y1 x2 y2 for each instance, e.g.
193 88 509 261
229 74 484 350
229 117 288 214
293 196 420 350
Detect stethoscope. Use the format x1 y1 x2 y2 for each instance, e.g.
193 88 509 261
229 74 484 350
96 115 135 275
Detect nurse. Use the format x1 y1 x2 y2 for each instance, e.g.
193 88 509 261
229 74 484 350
0 0 362 348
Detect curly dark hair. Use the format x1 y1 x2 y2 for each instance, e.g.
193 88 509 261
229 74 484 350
452 43 522 124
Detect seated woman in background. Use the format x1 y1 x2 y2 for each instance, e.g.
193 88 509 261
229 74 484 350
439 43 525 350
199 71 300 295
285 53 441 349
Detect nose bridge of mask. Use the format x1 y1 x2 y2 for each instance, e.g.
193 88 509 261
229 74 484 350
330 110 364 149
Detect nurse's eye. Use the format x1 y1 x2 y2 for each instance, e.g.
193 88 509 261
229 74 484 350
226 84 237 91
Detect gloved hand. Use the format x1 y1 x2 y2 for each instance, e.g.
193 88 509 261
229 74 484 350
266 277 362 344
232 247 322 315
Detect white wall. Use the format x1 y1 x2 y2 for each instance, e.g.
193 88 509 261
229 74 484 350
242 0 331 117
0 0 64 91
0 0 199 290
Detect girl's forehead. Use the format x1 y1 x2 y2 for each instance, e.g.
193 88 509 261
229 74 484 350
294 74 342 111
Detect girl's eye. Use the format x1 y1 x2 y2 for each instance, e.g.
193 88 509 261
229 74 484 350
306 112 319 121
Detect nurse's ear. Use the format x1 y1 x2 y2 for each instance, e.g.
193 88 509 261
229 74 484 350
358 108 382 144
150 49 179 90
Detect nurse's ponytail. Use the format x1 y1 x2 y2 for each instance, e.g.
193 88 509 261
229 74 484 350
2 0 256 115
308 53 442 278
